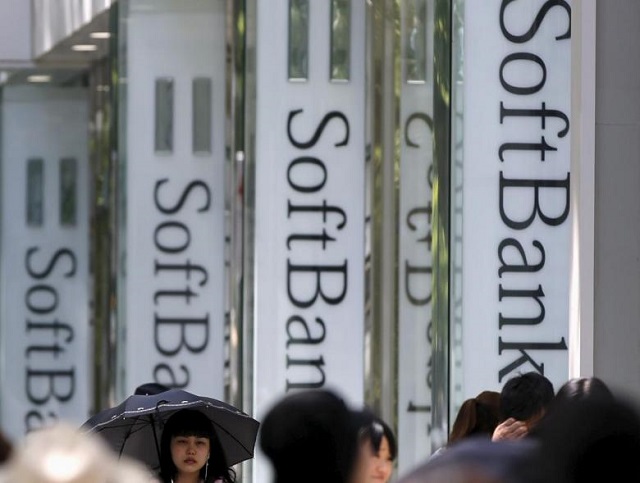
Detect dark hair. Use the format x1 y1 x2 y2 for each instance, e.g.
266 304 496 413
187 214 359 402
554 377 613 404
159 409 236 483
521 397 640 483
260 389 362 483
500 372 554 422
0 429 12 464
360 416 397 460
134 382 170 395
449 390 501 444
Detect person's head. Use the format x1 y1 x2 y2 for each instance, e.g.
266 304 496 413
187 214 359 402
554 377 613 404
160 409 235 483
359 416 397 483
500 372 554 428
0 428 12 464
520 396 640 483
134 382 170 396
528 377 616 440
449 391 501 445
259 389 364 483
0 422 153 483
397 436 534 483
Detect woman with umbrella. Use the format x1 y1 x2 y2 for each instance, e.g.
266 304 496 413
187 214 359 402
159 409 236 483
82 388 259 479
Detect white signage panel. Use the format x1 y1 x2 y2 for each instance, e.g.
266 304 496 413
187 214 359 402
122 0 226 399
0 0 31 67
397 0 435 474
462 0 572 397
0 86 91 438
253 0 366 480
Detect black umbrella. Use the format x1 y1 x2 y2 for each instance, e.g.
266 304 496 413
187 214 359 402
81 388 259 471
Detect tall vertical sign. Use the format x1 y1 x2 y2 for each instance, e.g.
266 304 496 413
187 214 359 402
122 0 226 398
462 1 572 397
253 0 365 480
398 0 435 473
0 86 90 438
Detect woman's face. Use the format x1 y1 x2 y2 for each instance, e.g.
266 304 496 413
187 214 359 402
170 434 210 477
367 435 393 483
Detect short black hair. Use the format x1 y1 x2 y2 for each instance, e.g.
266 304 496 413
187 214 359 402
134 382 170 395
260 389 362 483
500 372 554 422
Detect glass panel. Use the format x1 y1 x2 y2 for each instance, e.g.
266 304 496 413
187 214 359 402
397 0 440 473
26 158 44 226
155 77 174 153
60 157 78 226
288 0 309 81
330 0 350 81
88 49 115 412
449 0 465 431
405 0 428 83
193 77 212 154
431 0 452 451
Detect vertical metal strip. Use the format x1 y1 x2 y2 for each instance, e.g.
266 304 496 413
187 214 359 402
88 53 115 413
288 0 309 80
406 0 428 83
26 158 44 226
228 0 247 421
449 0 466 428
154 77 174 153
116 0 130 404
430 0 452 450
193 77 212 154
60 157 78 226
241 0 257 480
367 0 400 423
330 0 351 81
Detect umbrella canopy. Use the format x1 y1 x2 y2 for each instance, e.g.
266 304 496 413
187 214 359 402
81 389 259 472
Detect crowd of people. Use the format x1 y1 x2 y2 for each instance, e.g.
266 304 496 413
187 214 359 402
257 372 640 483
259 388 397 483
0 373 638 482
399 373 640 483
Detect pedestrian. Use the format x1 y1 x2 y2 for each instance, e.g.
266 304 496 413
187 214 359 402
0 422 154 483
518 395 640 483
0 429 12 465
397 435 533 483
259 389 368 483
398 377 542 482
429 390 501 460
158 409 236 483
449 391 501 444
135 382 170 395
359 415 397 483
492 372 554 441
553 376 613 404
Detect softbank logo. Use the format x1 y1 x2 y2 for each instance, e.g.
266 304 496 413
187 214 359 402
23 155 82 432
26 157 78 227
145 74 218 390
153 77 213 156
287 0 351 82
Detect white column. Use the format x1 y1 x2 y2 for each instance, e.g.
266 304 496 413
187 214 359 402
252 0 366 480
120 0 227 399
0 85 91 438
461 1 573 396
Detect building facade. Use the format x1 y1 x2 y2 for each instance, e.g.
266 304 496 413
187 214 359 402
0 0 638 481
